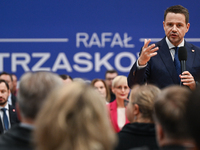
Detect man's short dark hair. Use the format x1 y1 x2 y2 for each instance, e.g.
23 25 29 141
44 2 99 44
154 85 191 139
164 5 189 24
0 71 13 82
0 79 9 90
105 70 118 77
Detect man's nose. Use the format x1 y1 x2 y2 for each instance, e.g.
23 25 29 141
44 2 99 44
172 25 177 31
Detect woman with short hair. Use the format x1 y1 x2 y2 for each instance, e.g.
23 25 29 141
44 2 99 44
107 75 130 133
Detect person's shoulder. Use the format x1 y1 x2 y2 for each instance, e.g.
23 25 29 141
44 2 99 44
0 124 32 149
154 37 166 46
186 42 200 50
107 100 117 110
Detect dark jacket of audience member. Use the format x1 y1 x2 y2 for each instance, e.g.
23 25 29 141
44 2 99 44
117 123 157 150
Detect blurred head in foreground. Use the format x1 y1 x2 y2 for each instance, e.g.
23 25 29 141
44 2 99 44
186 85 200 150
126 84 160 123
34 82 117 150
154 85 194 148
17 71 63 122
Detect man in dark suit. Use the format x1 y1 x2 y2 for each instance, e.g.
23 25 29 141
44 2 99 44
0 72 17 107
0 72 63 150
0 80 19 134
128 5 200 90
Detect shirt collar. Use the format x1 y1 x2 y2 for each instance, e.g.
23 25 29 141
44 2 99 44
0 103 9 110
7 94 12 105
165 37 185 49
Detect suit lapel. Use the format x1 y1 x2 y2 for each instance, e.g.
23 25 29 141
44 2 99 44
185 42 195 68
157 38 179 83
8 105 17 126
109 100 120 132
0 118 3 134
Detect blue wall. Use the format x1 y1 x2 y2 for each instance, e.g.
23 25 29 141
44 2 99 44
1 0 200 80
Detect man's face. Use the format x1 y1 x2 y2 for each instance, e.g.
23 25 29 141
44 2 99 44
0 82 10 107
0 74 13 91
163 12 190 47
105 73 118 89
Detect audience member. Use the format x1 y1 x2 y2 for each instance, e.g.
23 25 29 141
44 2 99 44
0 72 16 107
11 74 18 96
105 70 118 102
107 75 130 133
186 86 200 150
59 74 73 84
116 84 160 150
0 71 62 150
154 85 195 150
91 78 110 103
34 82 117 150
0 79 19 134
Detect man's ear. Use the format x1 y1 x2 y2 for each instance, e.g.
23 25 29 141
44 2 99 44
186 23 190 33
133 104 140 115
155 123 165 147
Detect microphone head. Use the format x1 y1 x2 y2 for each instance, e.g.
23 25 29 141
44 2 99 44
178 46 187 61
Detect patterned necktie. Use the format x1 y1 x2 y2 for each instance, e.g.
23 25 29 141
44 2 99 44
173 47 181 82
1 108 9 130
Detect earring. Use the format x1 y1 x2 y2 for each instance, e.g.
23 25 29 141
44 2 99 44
134 116 137 121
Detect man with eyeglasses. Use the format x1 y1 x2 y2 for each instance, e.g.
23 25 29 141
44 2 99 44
105 70 118 102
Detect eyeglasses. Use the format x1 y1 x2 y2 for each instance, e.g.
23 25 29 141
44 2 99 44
106 78 115 81
115 86 129 90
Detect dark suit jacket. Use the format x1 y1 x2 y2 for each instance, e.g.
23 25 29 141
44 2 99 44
128 37 200 89
0 124 33 150
0 105 20 134
11 94 16 107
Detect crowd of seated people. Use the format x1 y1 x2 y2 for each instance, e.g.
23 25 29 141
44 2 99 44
0 70 199 150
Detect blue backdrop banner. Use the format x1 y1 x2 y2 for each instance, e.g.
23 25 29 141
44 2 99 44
1 0 200 81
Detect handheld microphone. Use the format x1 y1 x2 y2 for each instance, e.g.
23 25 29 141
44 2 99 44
178 46 187 85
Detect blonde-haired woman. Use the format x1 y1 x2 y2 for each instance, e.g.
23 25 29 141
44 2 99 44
34 82 117 150
116 84 160 150
107 75 130 133
91 78 110 103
